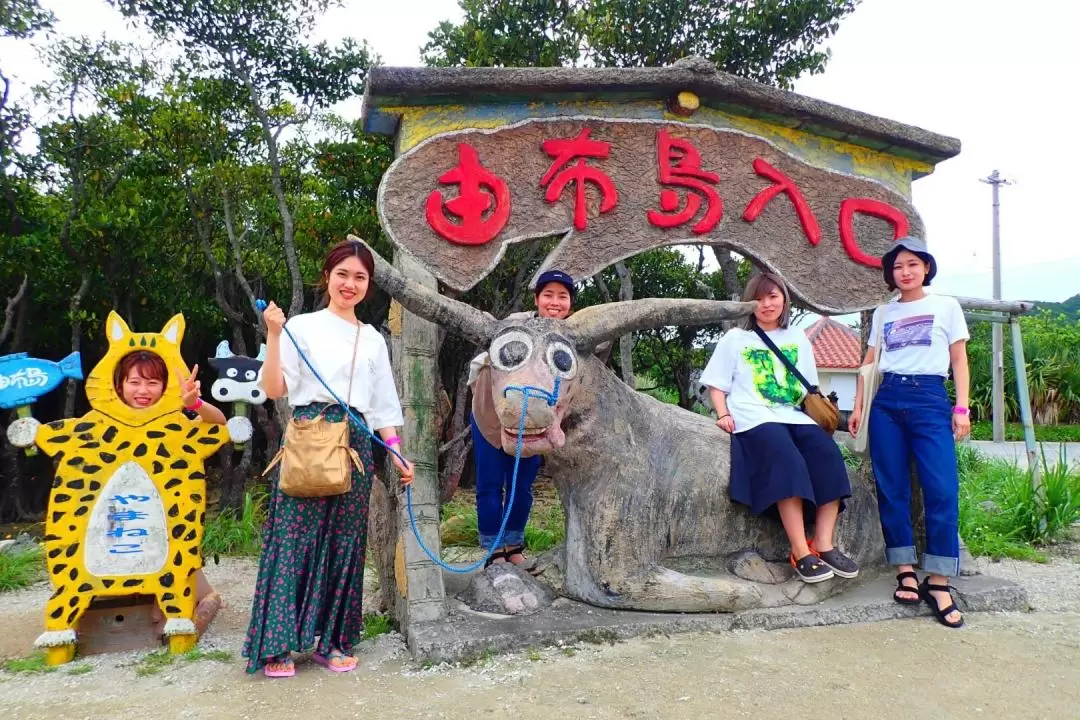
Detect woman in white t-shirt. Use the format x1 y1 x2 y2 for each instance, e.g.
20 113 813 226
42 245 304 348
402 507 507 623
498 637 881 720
243 240 414 677
701 272 858 584
849 236 970 629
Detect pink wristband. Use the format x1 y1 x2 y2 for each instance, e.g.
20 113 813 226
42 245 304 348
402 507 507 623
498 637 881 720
186 398 203 412
385 436 401 447
952 406 969 415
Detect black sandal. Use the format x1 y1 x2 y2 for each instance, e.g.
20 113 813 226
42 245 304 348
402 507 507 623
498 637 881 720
484 549 509 569
893 571 921 605
919 577 965 628
504 545 543 577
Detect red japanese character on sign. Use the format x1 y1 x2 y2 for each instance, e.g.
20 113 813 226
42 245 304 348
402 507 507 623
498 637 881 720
425 143 511 246
646 130 722 234
540 128 618 231
742 157 822 246
839 198 910 268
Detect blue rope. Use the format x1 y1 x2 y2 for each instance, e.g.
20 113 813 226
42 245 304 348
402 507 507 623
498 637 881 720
256 299 560 574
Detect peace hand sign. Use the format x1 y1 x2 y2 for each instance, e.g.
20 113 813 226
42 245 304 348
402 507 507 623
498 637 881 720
177 364 202 409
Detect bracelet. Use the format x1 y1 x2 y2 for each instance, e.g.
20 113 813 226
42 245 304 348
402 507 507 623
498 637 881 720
952 406 969 416
718 414 731 421
185 398 203 412
385 436 402 447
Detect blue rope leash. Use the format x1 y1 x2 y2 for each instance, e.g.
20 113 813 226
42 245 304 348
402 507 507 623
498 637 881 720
256 299 560 574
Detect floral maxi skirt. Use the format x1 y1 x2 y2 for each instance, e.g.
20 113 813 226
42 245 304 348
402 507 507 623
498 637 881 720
242 403 375 673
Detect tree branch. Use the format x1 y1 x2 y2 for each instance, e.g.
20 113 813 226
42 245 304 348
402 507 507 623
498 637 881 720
0 274 28 349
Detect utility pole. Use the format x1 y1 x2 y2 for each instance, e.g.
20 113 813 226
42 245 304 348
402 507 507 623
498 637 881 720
980 170 1012 443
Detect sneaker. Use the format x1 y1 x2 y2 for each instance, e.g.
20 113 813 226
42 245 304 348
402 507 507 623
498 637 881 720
790 553 835 583
809 541 860 579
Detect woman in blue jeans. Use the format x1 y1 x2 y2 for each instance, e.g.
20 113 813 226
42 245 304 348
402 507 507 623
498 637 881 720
468 270 577 572
849 236 971 628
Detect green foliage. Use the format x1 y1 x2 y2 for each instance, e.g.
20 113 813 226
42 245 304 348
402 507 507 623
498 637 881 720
182 648 233 663
134 649 174 676
958 445 1080 561
966 311 1080 425
0 545 44 592
423 0 860 90
363 613 393 640
2 652 56 674
202 487 268 557
969 422 1080 443
0 0 55 39
440 492 565 553
1035 293 1080 320
423 0 583 68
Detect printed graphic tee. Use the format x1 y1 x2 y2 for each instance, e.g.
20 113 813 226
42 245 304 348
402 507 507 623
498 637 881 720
869 294 969 377
700 327 818 433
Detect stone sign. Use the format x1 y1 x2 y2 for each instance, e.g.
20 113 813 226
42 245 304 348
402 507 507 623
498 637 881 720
379 118 923 313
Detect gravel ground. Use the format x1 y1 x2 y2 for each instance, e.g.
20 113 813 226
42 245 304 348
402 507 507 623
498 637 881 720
2 550 1078 720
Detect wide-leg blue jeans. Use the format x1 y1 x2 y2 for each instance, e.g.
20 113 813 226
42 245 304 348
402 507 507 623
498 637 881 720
869 373 961 576
470 416 541 548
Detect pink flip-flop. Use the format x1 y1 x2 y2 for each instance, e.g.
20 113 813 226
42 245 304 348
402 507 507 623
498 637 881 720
263 656 295 678
311 650 357 673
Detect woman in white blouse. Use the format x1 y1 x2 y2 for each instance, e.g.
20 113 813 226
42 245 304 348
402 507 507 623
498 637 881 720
242 240 413 678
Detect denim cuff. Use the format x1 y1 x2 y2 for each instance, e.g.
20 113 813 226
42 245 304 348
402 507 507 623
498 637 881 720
885 545 918 566
921 552 960 577
479 531 525 548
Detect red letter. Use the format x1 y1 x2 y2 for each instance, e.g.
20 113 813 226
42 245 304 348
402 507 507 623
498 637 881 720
541 129 618 231
647 130 722 234
425 143 511 246
838 198 910 268
742 158 822 246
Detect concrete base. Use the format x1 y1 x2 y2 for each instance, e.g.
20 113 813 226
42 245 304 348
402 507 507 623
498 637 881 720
407 571 1030 663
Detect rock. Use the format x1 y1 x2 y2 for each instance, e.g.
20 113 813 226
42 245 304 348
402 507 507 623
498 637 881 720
459 563 555 616
0 532 37 555
979 500 1002 514
729 551 792 585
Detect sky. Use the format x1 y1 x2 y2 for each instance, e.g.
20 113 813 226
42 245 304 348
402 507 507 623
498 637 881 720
4 0 1078 307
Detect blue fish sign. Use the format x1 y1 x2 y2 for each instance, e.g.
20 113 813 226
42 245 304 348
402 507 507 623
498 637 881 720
0 352 83 410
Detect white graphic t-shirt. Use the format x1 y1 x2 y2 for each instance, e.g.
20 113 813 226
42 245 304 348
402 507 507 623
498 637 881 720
869 294 969 377
699 327 818 433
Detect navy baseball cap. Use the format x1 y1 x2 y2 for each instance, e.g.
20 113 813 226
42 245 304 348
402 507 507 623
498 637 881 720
535 269 576 299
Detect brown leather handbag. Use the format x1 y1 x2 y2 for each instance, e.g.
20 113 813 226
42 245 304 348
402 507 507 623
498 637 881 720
753 327 840 434
263 326 364 497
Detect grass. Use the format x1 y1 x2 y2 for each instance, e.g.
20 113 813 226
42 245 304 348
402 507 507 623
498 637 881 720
363 613 393 640
0 545 45 592
958 444 1080 561
134 647 233 677
2 653 56 674
134 649 175 677
440 485 565 553
66 663 94 675
458 646 497 668
201 486 268 557
970 421 1080 443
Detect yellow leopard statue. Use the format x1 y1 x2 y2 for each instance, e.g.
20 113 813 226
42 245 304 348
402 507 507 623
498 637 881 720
6 312 245 665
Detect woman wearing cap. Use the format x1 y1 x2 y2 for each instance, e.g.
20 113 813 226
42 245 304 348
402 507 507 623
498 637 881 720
849 236 970 628
468 270 579 572
701 272 859 584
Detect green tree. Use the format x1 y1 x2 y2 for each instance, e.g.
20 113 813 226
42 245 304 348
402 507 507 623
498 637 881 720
1 0 56 348
423 0 859 89
110 0 375 318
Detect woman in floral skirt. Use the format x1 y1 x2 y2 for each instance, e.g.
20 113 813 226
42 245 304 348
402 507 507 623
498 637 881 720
243 239 413 677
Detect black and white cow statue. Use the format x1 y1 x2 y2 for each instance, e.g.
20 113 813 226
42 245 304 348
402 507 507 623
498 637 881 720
208 341 267 449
